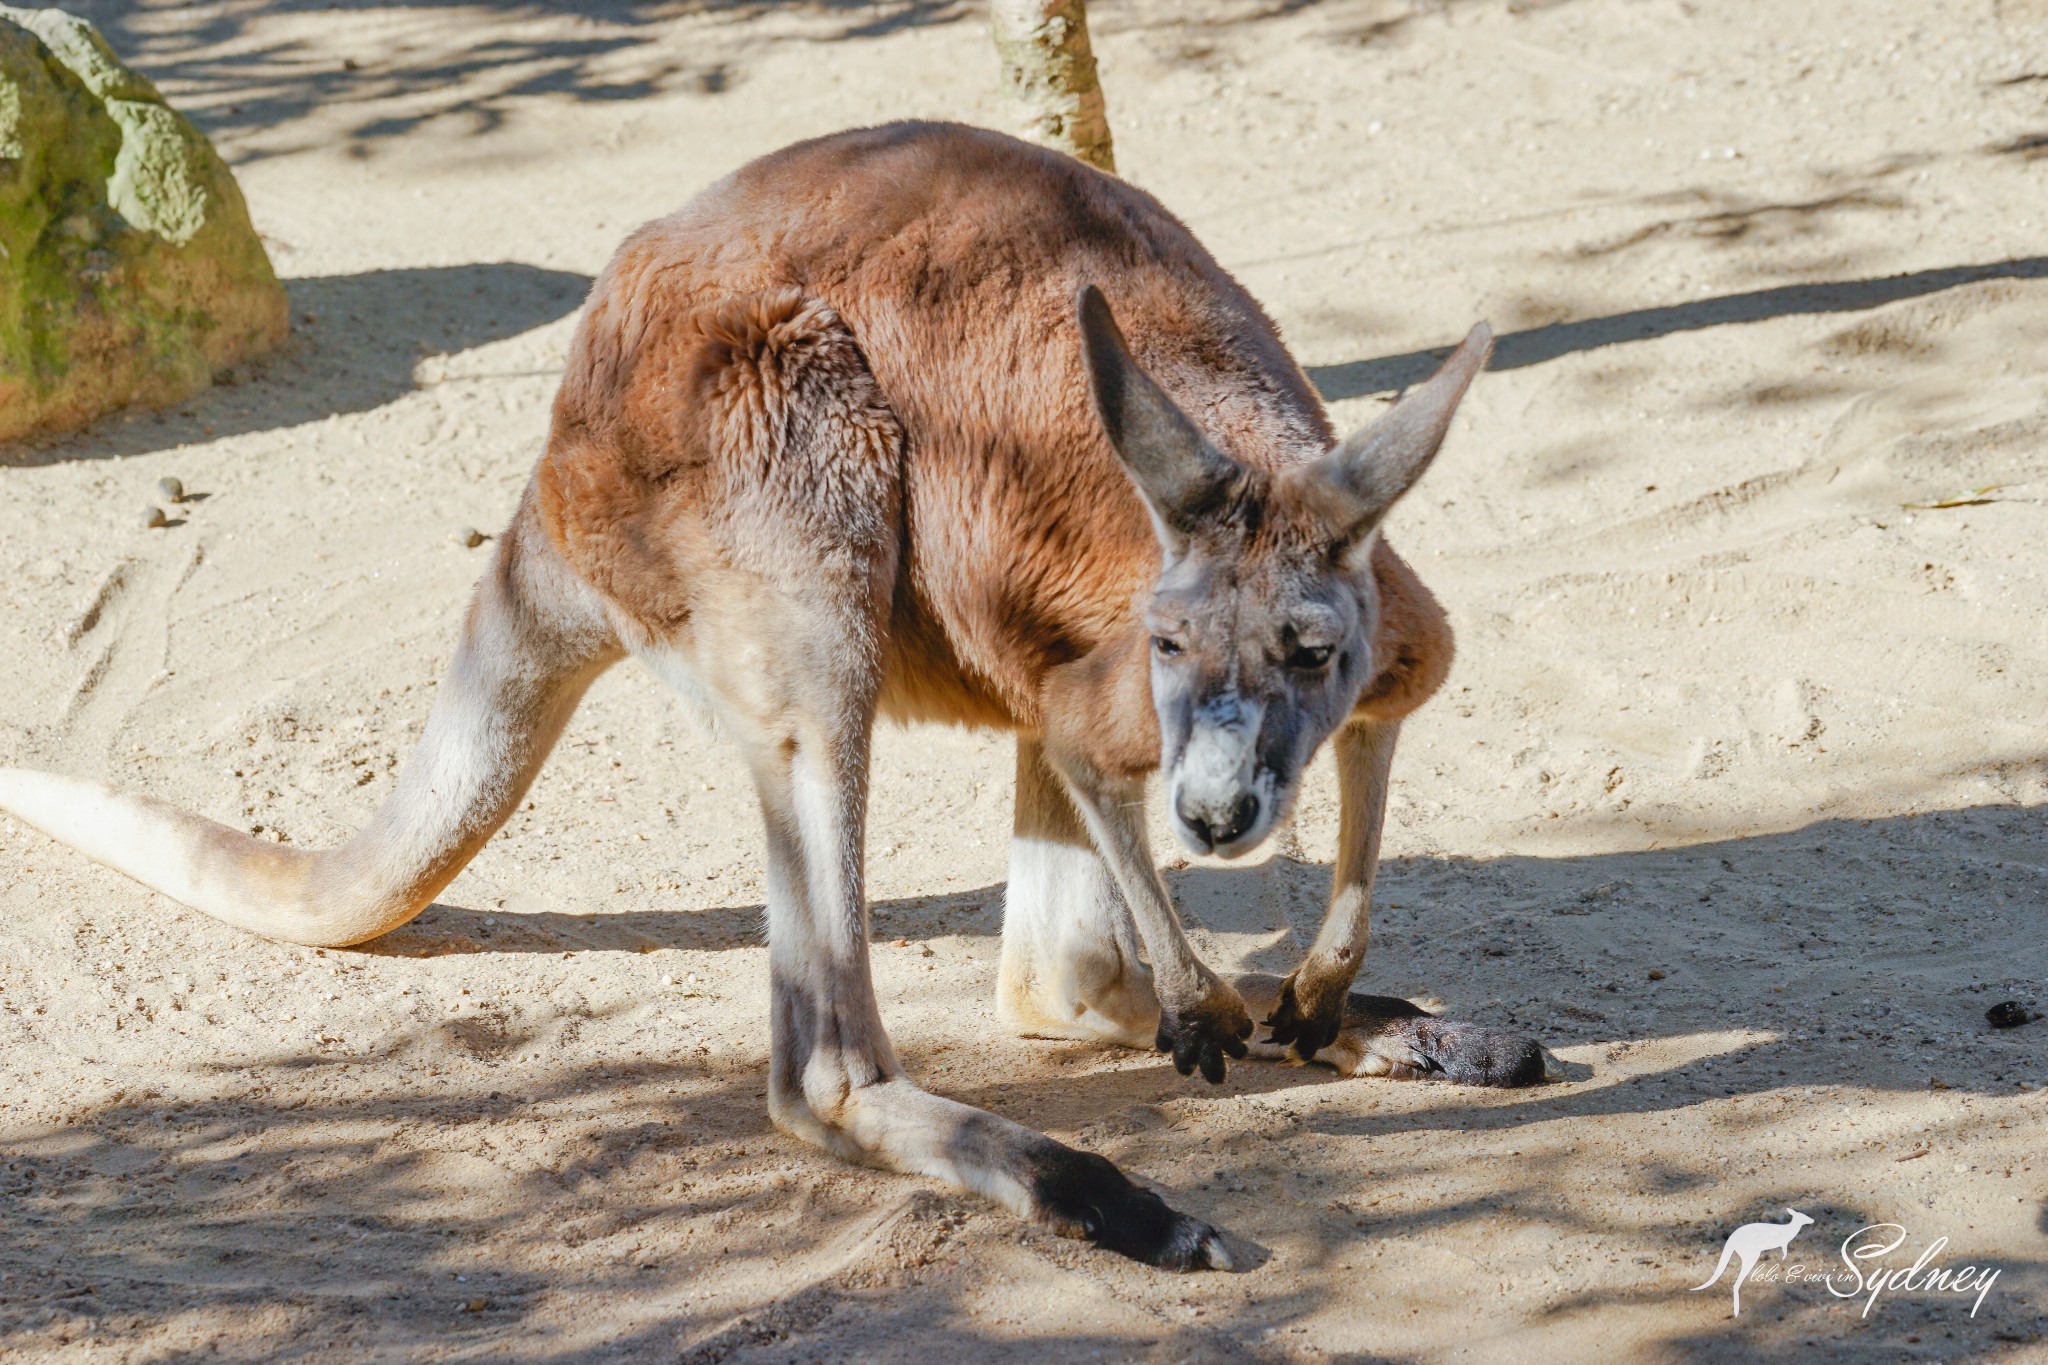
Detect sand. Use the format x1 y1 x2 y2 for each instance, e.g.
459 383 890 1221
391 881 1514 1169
2 1 2045 1359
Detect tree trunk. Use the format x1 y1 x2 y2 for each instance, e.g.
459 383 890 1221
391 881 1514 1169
990 0 1116 173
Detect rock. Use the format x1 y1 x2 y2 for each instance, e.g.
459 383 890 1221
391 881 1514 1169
140 503 164 528
0 7 287 442
450 527 485 548
1986 1000 2038 1029
154 475 182 502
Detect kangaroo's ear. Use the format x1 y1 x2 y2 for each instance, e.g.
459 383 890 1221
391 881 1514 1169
1078 285 1241 554
1296 321 1493 552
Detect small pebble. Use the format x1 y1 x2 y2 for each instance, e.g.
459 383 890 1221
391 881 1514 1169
155 476 185 503
142 505 167 529
1986 1000 2039 1029
450 527 486 549
1646 969 1666 981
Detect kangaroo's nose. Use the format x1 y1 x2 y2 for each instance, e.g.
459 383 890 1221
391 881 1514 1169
1177 791 1260 850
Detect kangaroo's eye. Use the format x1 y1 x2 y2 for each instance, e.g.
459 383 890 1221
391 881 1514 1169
1152 636 1184 658
1287 643 1334 671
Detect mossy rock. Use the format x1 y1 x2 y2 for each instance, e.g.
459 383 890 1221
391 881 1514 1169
0 6 286 442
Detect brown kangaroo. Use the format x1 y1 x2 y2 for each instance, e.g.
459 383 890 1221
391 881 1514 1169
0 122 1543 1269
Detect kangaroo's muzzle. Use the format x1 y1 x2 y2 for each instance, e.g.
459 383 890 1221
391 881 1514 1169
1170 696 1273 855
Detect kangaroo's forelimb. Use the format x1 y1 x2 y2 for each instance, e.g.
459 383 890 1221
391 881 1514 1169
1263 717 1400 1059
1046 746 1255 1084
1252 710 1552 1083
0 509 620 946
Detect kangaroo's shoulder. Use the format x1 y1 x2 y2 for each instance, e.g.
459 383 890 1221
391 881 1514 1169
1353 537 1453 724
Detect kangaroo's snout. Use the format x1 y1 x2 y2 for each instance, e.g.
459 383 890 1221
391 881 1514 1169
1175 788 1260 852
1169 694 1275 856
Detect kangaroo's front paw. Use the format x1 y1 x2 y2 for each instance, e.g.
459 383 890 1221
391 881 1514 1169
1028 1144 1233 1271
1261 967 1348 1063
1154 979 1253 1084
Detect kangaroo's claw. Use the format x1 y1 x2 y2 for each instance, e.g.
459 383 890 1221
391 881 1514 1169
1261 969 1346 1062
1155 985 1254 1085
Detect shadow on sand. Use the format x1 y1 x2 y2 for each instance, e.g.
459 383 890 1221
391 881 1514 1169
1309 256 2048 400
1 263 592 466
1 801 2043 1357
56 0 970 156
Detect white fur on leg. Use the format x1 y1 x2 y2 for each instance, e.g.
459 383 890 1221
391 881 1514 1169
997 835 1158 1048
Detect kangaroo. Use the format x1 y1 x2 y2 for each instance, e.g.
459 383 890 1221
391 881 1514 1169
0 122 1531 1269
1692 1209 1815 1315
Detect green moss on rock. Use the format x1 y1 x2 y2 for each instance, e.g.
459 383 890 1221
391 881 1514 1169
0 6 286 442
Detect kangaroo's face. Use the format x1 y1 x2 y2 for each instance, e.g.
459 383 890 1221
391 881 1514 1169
1077 287 1491 857
1141 494 1379 854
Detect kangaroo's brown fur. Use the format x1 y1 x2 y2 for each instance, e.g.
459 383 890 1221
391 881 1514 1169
0 123 1536 1270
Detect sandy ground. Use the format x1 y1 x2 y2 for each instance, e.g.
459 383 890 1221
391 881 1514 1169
3 0 2047 1359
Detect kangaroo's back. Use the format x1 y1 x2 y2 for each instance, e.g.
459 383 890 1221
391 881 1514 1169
543 122 1336 730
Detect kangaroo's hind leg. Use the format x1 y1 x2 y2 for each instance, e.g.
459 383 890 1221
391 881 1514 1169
628 292 1228 1268
996 736 1159 1049
724 655 1223 1267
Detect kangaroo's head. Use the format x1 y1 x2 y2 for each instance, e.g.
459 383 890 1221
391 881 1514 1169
1788 1209 1815 1229
1078 286 1491 857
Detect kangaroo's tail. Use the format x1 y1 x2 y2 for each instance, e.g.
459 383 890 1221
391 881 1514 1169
1690 1242 1736 1292
0 507 619 947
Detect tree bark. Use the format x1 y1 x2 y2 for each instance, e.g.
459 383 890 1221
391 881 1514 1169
990 0 1116 173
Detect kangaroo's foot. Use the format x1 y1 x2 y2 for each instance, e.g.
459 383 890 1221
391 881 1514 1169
997 940 1161 1049
998 739 1163 1050
997 832 1161 1049
1235 974 1556 1087
775 1074 1231 1271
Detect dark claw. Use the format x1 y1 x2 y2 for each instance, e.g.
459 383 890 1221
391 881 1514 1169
1262 973 1344 1062
1158 1008 1251 1085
